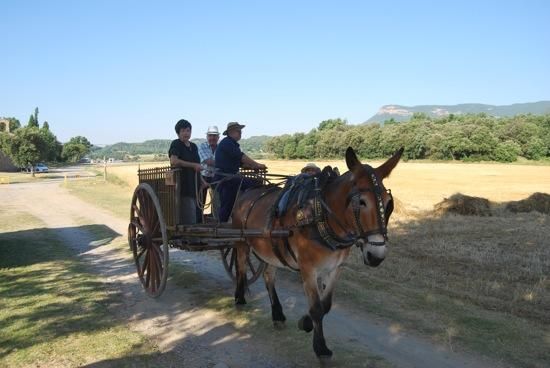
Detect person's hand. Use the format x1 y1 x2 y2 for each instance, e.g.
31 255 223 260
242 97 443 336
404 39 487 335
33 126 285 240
194 163 202 172
201 180 209 189
256 163 267 170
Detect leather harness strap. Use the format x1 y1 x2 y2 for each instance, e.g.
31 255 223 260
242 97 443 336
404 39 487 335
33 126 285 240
242 185 300 271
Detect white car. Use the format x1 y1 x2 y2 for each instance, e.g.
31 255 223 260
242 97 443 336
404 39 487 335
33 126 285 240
34 163 49 173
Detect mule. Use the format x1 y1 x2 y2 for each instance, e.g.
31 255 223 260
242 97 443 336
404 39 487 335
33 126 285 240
231 147 403 358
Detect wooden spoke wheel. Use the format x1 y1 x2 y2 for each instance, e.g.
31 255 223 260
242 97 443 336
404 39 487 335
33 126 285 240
221 247 266 285
128 183 169 298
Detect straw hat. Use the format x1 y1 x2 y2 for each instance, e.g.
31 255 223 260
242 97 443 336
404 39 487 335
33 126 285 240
301 163 320 173
223 122 246 135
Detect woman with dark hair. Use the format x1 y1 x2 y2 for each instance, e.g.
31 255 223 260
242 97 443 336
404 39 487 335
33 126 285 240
168 119 207 224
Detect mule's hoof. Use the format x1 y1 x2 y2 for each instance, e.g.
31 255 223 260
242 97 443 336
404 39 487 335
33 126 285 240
234 298 247 306
315 347 333 359
298 315 313 333
273 320 286 330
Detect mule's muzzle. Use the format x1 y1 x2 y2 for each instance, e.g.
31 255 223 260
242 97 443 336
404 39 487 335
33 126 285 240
357 236 387 267
365 251 384 267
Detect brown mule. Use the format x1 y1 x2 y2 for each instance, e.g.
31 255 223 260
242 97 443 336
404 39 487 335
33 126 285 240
231 147 403 358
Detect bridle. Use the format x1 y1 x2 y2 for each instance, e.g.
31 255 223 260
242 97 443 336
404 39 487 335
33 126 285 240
347 165 393 247
308 166 394 251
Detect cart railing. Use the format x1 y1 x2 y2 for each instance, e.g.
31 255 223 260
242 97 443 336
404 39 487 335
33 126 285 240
137 166 274 229
138 166 179 228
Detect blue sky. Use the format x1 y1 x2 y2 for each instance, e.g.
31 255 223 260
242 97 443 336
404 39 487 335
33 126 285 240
1 0 549 145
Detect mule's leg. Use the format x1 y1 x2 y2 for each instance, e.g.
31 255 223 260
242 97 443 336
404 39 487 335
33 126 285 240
263 264 286 329
298 267 341 334
234 242 249 305
320 266 342 315
301 269 332 358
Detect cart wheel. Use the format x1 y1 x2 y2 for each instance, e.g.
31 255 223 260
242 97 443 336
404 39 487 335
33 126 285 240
221 248 266 285
128 183 169 298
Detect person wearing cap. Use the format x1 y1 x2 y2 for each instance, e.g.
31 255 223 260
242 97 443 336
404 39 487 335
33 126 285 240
197 125 220 221
168 119 206 225
214 121 267 222
198 125 220 179
301 162 321 176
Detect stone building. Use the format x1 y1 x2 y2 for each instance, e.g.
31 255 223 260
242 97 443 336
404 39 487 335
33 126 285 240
0 118 18 172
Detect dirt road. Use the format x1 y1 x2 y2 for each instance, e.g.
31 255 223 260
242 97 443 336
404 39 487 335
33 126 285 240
1 179 503 368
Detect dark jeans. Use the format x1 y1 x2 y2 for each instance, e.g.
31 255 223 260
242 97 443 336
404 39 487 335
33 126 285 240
216 176 260 222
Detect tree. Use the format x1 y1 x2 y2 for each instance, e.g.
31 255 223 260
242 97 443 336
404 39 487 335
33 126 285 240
67 136 92 150
40 127 62 161
318 118 347 131
9 118 21 131
62 143 88 162
42 121 50 130
523 137 546 160
492 141 520 162
2 127 49 176
27 114 38 128
61 136 93 162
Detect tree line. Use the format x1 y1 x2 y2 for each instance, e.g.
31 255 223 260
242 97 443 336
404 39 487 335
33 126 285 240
89 135 273 161
0 108 92 174
264 114 550 162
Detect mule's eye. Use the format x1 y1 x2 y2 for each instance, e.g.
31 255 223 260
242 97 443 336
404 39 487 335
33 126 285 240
359 199 366 207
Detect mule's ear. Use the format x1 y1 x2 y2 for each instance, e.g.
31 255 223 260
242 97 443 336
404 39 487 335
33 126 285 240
377 147 404 179
345 147 361 171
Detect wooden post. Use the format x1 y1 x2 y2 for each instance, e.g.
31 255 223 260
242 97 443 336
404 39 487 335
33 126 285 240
103 156 107 181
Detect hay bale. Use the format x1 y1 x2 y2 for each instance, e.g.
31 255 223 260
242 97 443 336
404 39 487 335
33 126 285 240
391 196 408 216
434 193 492 216
506 192 550 214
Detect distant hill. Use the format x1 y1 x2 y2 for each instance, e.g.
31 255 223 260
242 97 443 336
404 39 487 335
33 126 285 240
365 101 550 123
91 136 270 159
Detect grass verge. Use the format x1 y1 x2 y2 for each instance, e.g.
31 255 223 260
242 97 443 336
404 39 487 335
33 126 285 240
65 178 133 220
0 209 176 367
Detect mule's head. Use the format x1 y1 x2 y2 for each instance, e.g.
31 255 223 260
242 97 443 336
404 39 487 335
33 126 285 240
345 147 403 267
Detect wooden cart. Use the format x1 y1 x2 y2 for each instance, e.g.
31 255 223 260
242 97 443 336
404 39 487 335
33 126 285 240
127 166 289 297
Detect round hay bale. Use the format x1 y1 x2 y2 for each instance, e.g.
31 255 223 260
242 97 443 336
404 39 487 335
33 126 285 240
434 193 492 216
506 192 550 214
391 196 408 216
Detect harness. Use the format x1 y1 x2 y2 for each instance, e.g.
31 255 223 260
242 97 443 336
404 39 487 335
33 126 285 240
242 184 300 271
238 167 394 270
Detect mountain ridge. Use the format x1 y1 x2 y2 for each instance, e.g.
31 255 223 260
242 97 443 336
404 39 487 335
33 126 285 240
365 100 550 123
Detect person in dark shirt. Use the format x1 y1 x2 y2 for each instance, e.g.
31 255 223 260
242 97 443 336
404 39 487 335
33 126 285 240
168 119 206 224
214 122 266 222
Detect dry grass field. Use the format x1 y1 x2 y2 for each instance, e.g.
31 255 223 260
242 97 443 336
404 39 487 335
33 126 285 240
105 159 550 209
102 159 550 366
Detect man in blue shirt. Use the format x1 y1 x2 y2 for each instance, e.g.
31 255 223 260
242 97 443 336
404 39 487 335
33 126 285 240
215 122 266 222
